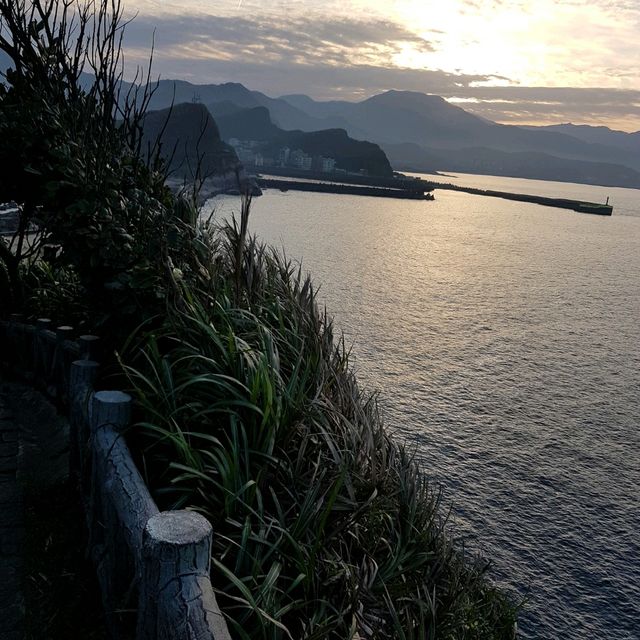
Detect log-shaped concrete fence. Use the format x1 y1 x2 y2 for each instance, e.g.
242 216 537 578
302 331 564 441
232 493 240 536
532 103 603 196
0 316 231 640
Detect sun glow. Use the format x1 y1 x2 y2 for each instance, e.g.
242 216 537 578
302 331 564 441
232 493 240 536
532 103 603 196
390 1 533 82
127 0 640 90
387 0 640 90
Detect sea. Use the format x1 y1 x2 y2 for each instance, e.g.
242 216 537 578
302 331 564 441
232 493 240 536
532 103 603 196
203 173 640 640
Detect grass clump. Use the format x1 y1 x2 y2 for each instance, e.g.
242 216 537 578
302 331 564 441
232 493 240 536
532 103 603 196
121 202 518 639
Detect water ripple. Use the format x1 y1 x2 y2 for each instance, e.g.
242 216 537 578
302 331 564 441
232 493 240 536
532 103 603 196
205 180 640 639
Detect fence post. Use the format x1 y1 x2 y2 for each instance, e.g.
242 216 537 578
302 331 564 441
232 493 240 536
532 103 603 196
79 334 101 361
90 390 131 435
89 390 134 636
7 313 23 367
55 325 75 403
69 360 100 482
138 511 231 640
35 318 53 382
88 391 131 520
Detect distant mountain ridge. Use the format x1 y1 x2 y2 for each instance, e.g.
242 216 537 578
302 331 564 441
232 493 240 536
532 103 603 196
279 91 640 173
522 124 640 153
208 105 281 140
132 77 639 189
146 79 358 135
383 143 640 189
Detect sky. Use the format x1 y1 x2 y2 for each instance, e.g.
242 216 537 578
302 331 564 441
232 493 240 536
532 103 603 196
122 0 640 131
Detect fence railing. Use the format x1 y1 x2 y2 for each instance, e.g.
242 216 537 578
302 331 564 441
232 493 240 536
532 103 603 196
0 316 231 640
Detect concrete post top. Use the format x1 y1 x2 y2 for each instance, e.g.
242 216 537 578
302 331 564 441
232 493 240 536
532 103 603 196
94 390 132 404
146 511 212 545
71 360 100 369
56 325 74 333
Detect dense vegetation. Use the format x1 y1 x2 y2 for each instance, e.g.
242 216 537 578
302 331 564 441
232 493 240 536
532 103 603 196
0 1 518 638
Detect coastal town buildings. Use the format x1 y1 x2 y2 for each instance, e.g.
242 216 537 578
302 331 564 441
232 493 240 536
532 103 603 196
228 139 340 174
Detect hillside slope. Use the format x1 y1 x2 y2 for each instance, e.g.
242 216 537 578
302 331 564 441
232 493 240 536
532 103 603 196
145 80 346 133
523 123 640 153
213 104 394 177
142 103 241 179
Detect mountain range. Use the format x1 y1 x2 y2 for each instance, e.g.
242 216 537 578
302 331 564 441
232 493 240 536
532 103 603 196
125 78 640 189
142 79 640 189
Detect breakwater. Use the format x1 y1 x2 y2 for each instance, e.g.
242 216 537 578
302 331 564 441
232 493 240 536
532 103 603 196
257 166 429 191
252 169 612 214
422 181 613 215
256 177 434 200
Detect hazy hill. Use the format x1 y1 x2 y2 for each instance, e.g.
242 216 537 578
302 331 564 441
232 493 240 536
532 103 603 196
277 93 371 138
145 79 352 133
211 105 281 140
283 91 489 146
317 91 489 147
523 124 640 153
212 104 393 177
280 90 640 173
142 103 241 179
275 129 393 177
383 142 640 189
206 100 252 119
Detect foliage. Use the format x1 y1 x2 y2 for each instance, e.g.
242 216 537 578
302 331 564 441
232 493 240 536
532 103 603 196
22 261 88 326
0 0 179 340
121 205 518 639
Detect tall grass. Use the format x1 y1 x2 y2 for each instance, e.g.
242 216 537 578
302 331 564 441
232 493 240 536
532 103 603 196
121 199 518 639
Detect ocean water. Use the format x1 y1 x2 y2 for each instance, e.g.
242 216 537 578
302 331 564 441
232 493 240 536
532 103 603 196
203 174 640 639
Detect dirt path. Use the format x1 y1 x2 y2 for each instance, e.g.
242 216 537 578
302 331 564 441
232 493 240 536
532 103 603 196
0 388 24 640
0 380 107 639
0 382 70 640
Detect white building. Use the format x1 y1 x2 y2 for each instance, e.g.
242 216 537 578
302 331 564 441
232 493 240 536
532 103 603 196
291 149 312 170
320 157 336 173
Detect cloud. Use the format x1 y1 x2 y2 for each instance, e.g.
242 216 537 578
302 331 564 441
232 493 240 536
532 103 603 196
119 8 640 130
449 87 640 130
120 12 508 99
123 13 436 70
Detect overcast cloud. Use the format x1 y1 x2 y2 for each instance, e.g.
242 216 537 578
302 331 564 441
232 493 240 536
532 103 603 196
124 13 437 69
119 7 639 131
